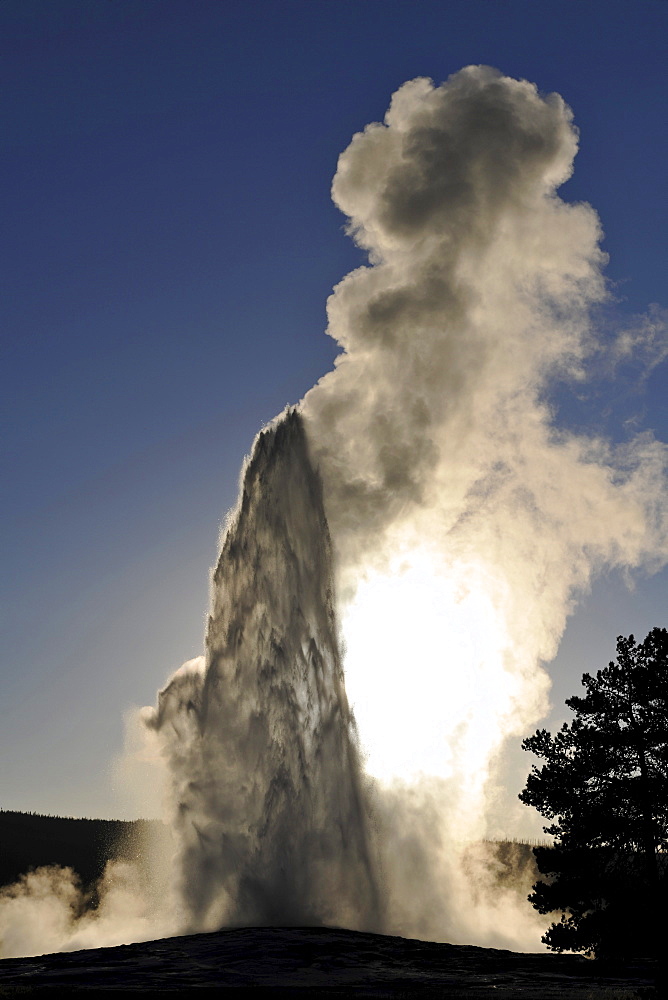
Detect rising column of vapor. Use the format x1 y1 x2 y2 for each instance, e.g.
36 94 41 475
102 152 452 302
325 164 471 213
301 65 668 946
142 412 381 934
0 416 383 959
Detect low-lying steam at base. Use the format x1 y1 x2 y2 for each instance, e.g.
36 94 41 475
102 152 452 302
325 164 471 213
2 65 667 959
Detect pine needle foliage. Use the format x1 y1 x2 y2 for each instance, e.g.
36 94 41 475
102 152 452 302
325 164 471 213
520 628 668 958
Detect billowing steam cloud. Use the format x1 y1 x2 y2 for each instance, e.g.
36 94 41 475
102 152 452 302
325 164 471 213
302 65 668 821
2 66 667 959
299 68 668 940
304 66 666 578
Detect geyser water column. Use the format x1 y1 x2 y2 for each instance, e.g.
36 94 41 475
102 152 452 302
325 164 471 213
144 410 380 933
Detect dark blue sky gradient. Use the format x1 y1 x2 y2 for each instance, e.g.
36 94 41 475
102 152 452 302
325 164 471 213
2 0 666 818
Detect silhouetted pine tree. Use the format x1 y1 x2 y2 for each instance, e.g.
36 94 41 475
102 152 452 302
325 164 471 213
520 628 668 958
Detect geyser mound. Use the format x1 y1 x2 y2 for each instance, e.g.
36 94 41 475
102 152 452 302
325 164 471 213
146 410 381 932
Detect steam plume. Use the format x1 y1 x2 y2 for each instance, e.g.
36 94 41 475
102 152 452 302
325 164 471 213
298 65 668 944
304 66 666 577
301 64 668 821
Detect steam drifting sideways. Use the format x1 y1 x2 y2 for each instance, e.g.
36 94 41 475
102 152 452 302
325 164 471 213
2 66 667 959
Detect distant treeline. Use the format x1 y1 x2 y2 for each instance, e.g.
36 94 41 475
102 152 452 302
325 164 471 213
0 812 547 899
0 810 161 891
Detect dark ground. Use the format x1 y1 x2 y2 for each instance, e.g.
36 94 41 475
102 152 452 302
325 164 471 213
0 815 656 996
0 925 656 997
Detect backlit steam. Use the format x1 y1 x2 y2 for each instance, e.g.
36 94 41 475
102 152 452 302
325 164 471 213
302 65 668 844
299 68 668 940
2 66 667 959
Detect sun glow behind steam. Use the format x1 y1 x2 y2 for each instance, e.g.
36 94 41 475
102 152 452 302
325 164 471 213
305 66 668 856
341 549 528 826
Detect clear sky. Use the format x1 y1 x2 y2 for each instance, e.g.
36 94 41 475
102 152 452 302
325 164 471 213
2 0 667 820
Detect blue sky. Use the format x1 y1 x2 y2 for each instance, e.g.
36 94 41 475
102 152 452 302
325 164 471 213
2 0 667 819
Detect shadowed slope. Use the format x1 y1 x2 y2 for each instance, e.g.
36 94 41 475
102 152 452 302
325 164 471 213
0 925 655 997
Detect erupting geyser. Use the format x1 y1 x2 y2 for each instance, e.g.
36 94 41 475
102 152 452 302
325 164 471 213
2 64 667 961
144 411 381 932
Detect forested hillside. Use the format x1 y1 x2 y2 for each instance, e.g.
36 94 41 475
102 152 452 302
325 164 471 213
0 811 160 891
